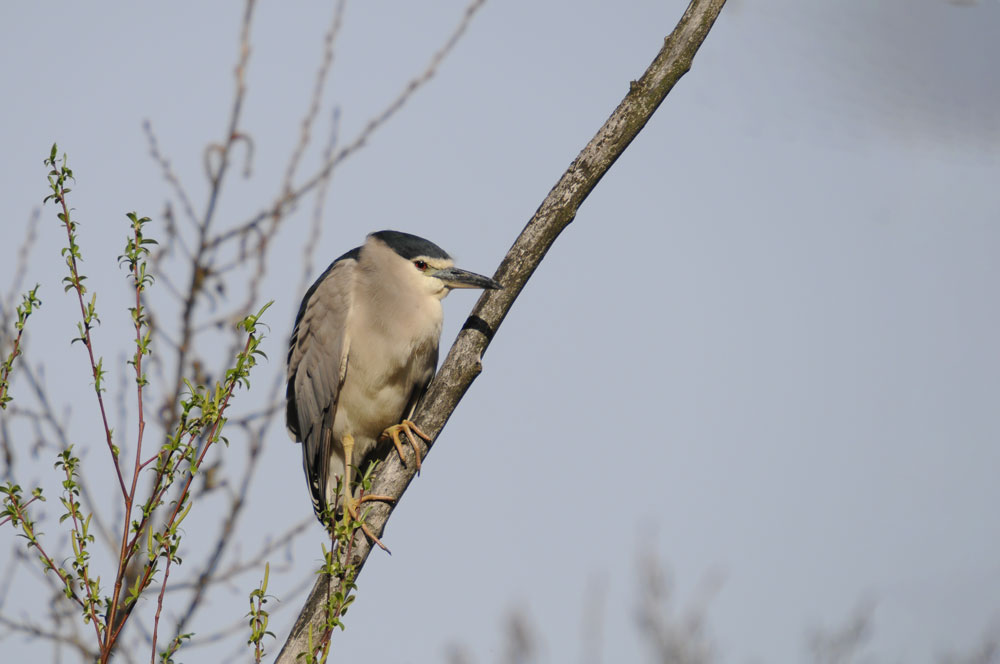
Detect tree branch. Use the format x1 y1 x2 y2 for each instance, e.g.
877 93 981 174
275 0 727 659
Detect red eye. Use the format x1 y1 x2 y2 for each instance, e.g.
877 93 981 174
414 260 428 271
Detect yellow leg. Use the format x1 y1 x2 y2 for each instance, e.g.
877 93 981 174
339 433 390 552
340 433 355 523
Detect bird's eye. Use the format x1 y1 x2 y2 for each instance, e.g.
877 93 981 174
413 260 428 271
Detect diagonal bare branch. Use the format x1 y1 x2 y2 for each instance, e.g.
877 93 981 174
275 0 729 659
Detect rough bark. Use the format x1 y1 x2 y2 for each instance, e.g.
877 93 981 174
275 0 727 660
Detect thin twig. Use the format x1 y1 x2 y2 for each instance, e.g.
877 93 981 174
302 109 341 293
282 0 347 194
149 550 176 664
159 517 309 594
209 0 487 251
0 614 97 661
143 121 199 233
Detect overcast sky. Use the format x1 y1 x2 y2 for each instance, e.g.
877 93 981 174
1 1 999 663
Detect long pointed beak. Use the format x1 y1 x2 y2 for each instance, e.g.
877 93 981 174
433 266 502 290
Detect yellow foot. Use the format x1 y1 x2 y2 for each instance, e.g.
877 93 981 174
381 420 432 472
342 496 392 553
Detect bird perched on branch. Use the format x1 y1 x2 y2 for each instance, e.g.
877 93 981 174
286 230 500 544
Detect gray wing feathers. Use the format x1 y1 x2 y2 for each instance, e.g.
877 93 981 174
286 259 355 519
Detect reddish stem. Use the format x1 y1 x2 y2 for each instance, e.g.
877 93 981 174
103 222 153 654
149 548 174 664
55 190 128 501
104 333 254 651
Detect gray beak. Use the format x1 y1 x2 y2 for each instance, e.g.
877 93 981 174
433 266 502 290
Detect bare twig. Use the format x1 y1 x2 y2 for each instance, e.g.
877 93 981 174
282 0 347 194
0 614 97 661
143 121 199 233
159 517 310 594
209 0 487 252
302 109 342 292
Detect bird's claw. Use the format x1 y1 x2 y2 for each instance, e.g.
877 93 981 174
381 420 432 472
342 496 392 553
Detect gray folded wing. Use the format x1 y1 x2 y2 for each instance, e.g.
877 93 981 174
286 256 355 520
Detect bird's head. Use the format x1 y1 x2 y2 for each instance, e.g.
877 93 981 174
368 230 501 300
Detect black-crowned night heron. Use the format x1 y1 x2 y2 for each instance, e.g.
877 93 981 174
286 230 500 542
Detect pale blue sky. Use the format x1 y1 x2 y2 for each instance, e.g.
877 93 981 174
1 1 998 662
